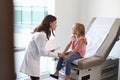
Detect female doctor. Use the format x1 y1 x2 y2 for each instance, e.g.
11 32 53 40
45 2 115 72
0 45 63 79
20 15 58 80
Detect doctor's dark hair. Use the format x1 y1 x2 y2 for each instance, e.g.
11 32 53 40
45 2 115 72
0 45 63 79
32 14 57 40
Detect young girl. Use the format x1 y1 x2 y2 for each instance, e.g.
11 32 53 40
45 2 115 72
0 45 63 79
50 23 87 80
20 15 58 80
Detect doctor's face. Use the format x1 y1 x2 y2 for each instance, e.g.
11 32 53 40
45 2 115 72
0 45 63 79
50 20 57 30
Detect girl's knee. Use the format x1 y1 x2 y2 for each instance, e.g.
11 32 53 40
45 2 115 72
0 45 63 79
66 58 73 62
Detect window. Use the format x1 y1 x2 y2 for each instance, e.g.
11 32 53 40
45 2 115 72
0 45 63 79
14 0 55 47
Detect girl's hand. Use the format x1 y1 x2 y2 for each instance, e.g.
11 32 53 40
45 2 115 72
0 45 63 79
58 53 64 57
63 55 69 60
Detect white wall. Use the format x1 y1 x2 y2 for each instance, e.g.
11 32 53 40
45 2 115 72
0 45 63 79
55 0 81 51
79 0 120 26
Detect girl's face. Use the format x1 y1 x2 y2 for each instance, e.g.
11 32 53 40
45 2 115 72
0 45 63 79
72 26 77 35
50 20 57 30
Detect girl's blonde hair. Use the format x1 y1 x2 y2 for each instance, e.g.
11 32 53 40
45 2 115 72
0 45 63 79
74 23 85 37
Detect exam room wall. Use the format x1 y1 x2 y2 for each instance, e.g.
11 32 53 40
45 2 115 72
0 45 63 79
78 0 120 25
55 0 120 78
55 0 81 51
55 0 120 55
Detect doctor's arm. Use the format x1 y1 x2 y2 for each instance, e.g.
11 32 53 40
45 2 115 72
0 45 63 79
35 34 58 57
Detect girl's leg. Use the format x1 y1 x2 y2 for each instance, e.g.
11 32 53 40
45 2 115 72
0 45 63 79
30 76 39 80
50 52 71 78
50 57 64 79
65 53 82 80
65 75 71 80
55 52 71 74
56 51 71 71
56 57 64 71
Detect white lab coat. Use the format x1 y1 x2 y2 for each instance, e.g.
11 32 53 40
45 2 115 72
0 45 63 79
20 32 58 77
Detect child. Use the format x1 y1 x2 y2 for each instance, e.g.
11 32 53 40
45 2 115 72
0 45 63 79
50 23 87 80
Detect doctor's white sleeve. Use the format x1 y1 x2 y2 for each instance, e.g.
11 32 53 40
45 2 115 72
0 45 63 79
35 33 58 57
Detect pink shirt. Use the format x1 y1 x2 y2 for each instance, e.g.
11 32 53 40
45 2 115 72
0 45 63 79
71 36 87 57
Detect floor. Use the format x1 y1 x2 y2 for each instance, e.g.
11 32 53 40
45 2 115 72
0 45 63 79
16 74 63 80
16 71 120 80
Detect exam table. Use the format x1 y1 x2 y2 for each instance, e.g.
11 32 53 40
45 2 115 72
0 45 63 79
60 18 120 80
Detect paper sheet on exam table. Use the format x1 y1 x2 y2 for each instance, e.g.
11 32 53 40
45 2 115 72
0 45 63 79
109 40 120 58
85 18 115 57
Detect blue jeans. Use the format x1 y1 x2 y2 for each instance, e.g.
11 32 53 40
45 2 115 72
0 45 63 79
56 51 82 75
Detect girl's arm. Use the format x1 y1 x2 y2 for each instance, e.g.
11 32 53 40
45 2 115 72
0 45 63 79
62 34 76 54
64 38 84 59
58 40 72 57
62 40 72 54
